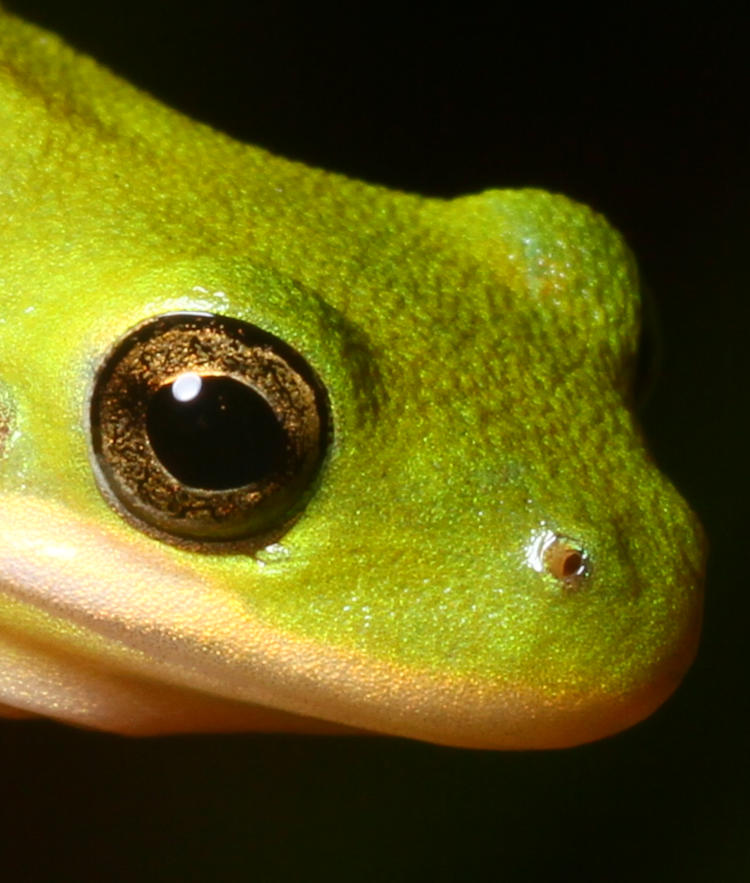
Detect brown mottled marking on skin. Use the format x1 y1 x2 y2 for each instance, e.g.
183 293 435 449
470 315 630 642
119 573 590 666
0 399 12 455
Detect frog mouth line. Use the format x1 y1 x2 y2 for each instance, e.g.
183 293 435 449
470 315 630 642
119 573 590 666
0 492 698 748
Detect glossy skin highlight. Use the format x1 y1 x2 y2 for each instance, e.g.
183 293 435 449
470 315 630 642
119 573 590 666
0 10 704 748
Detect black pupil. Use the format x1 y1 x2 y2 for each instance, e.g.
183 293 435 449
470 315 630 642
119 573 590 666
146 374 284 490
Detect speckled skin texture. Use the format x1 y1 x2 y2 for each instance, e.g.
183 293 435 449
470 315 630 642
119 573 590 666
0 10 704 748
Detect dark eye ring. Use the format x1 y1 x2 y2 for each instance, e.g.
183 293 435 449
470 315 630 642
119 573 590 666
88 312 330 546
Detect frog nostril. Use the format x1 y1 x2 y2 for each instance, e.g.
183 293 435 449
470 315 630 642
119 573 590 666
525 527 590 587
545 543 587 581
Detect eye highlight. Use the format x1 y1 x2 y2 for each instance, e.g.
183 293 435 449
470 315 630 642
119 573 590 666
145 373 285 491
89 313 330 545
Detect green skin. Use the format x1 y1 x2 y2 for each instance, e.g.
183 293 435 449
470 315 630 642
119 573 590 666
0 10 704 748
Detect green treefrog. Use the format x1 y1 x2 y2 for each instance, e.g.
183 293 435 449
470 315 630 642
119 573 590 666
0 9 705 748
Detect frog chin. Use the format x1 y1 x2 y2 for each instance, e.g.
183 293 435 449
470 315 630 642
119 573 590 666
0 492 700 748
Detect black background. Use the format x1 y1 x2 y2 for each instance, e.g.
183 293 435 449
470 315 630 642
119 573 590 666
1 3 746 881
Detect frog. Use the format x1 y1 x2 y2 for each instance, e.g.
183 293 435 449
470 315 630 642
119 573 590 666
0 8 705 749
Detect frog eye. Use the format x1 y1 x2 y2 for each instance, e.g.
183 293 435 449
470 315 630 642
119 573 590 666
89 313 330 545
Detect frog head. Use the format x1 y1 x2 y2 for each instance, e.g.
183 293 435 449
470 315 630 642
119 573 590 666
0 11 704 747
